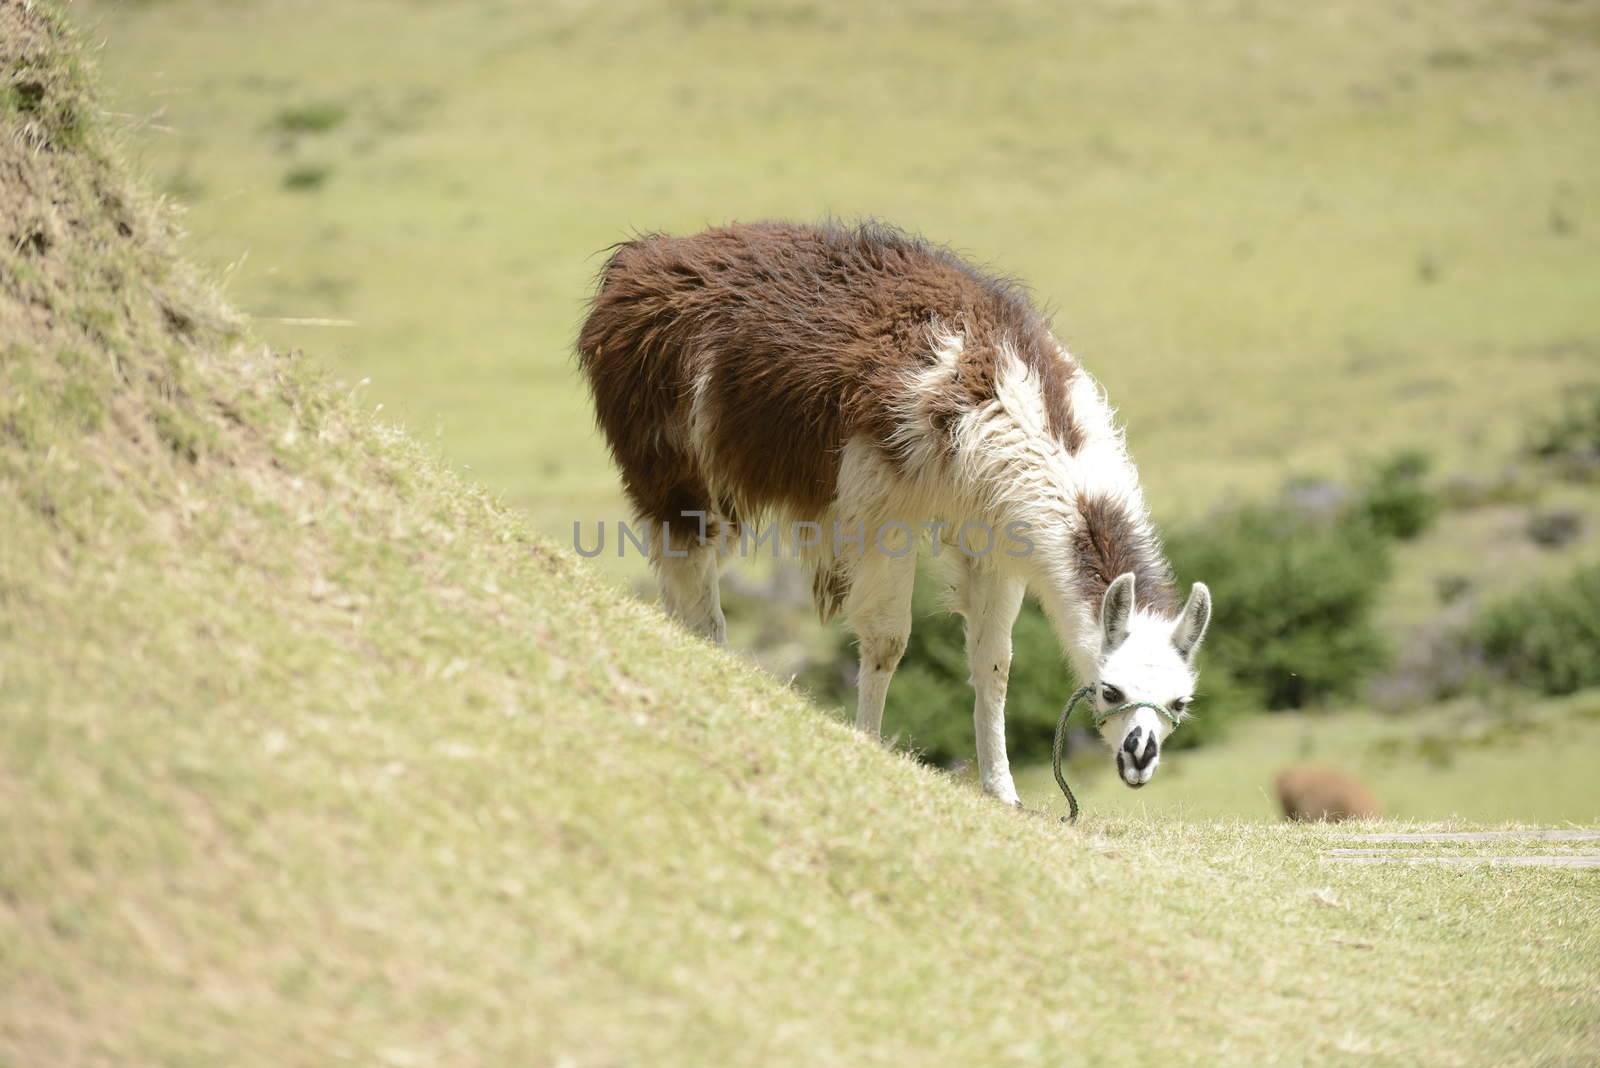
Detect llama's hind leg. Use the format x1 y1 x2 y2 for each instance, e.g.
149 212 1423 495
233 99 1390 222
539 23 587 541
655 540 726 645
845 549 917 737
957 562 1026 805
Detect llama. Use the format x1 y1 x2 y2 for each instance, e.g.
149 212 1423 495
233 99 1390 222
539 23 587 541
578 221 1211 804
1275 767 1381 822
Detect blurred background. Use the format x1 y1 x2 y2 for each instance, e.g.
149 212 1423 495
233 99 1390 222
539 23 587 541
75 0 1600 821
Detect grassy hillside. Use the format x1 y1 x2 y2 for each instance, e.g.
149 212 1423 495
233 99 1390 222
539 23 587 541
76 0 1600 540
3 5 1598 1065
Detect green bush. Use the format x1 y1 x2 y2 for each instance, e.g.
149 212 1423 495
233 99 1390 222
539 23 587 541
1165 507 1391 718
1527 388 1600 461
1358 449 1438 540
1474 563 1600 695
282 163 333 192
273 101 349 135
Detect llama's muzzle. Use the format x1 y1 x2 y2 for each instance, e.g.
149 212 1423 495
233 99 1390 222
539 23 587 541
1116 724 1160 787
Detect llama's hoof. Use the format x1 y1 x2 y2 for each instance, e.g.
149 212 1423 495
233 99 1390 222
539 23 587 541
984 784 1022 808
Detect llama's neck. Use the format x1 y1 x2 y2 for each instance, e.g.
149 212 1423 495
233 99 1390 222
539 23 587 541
1026 538 1106 682
968 354 1176 679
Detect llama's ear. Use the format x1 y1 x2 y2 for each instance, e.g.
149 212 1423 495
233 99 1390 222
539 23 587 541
1101 572 1136 654
1172 582 1212 662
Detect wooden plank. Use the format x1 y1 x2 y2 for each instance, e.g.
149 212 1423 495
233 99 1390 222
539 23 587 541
1336 830 1600 844
1322 854 1600 869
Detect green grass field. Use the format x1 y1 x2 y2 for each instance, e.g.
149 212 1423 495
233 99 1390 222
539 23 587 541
73 0 1600 800
78 0 1600 538
74 0 1600 755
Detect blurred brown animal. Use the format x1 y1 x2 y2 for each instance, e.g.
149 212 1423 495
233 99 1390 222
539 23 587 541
1275 766 1381 822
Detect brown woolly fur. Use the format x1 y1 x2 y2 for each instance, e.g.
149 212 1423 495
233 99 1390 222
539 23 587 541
577 221 1081 541
1276 766 1382 823
1073 493 1178 617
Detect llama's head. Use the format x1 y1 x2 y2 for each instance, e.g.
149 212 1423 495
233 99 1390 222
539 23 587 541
1092 572 1212 788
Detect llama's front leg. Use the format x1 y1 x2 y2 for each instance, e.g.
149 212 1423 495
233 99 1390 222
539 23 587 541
846 550 917 736
655 540 725 644
961 567 1026 805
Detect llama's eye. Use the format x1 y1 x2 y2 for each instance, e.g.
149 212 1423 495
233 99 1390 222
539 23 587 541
1100 684 1124 704
1169 697 1192 715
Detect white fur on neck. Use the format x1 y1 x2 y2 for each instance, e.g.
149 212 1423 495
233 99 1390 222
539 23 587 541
950 340 1164 677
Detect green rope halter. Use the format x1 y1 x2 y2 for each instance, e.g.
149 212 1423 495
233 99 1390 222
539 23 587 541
1051 685 1182 825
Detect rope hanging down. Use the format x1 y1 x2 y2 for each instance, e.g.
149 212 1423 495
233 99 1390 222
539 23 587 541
1051 686 1183 824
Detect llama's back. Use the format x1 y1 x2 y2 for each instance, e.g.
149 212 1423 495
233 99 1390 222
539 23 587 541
577 221 1074 531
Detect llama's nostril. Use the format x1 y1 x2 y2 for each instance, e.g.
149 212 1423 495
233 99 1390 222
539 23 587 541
1123 728 1142 756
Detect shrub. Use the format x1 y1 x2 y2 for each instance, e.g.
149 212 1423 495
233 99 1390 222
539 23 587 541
1473 563 1600 695
282 164 333 192
1165 506 1392 715
1527 388 1600 461
1357 449 1438 540
273 101 348 135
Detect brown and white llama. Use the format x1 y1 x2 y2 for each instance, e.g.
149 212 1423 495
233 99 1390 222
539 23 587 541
578 221 1211 804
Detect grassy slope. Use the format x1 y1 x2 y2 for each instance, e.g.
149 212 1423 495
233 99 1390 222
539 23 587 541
2 6 1598 1066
